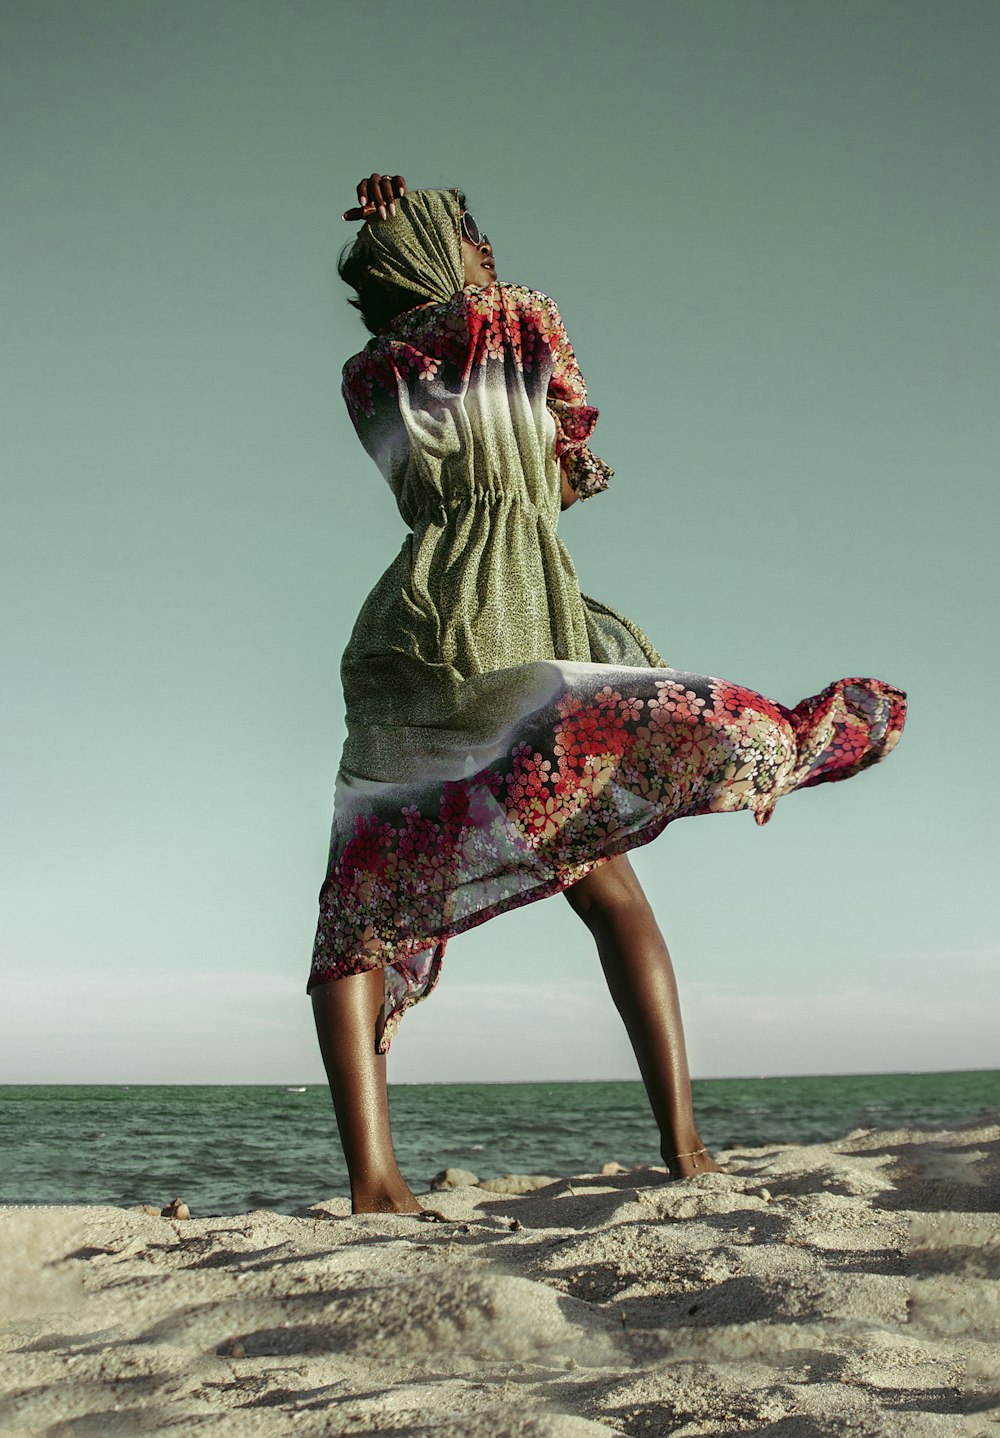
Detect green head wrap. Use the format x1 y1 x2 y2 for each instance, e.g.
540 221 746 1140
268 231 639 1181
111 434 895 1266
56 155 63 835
348 187 465 306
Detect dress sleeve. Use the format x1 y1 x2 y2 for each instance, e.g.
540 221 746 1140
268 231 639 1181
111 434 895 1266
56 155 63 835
541 296 613 501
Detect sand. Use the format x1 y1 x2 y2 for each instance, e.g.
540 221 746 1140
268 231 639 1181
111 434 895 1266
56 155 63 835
2 1117 998 1437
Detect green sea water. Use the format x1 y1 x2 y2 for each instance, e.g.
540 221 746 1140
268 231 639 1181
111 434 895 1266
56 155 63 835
1 1070 997 1217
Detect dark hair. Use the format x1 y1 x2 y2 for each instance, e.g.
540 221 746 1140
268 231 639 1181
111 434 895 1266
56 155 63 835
337 191 469 337
336 241 426 337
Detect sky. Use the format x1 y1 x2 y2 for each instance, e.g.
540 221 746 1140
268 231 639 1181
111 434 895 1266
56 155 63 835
2 0 998 1085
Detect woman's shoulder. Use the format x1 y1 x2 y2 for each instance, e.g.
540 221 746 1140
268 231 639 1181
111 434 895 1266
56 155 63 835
341 283 567 390
340 294 467 412
494 281 559 309
372 283 563 343
466 282 564 323
459 284 570 364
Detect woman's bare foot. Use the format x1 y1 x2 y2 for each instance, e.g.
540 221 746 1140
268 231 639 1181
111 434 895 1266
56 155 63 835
350 1180 450 1220
662 1143 724 1180
351 1180 425 1215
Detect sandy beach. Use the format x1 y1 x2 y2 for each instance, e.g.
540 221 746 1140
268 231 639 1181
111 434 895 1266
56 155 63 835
2 1116 998 1437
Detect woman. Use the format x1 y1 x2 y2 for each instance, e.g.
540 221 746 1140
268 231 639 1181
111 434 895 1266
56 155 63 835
310 173 906 1215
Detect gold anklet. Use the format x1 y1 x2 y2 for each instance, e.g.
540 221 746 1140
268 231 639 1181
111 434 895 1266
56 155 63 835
671 1147 708 1160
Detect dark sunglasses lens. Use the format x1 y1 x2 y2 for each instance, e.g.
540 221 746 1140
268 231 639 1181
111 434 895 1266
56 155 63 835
462 212 482 245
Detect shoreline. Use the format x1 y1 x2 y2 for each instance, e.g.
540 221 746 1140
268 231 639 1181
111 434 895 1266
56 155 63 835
4 1077 997 1221
3 1116 998 1436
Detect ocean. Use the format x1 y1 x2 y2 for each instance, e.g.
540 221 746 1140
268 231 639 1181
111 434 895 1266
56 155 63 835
2 1071 997 1217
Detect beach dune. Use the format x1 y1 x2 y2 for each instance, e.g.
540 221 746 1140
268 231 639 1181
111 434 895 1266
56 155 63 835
2 1117 998 1436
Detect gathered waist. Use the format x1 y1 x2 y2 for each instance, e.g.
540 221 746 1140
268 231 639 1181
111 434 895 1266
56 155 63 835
402 488 560 529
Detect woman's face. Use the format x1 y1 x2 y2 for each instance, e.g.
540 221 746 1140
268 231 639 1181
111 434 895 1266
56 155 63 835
461 216 497 287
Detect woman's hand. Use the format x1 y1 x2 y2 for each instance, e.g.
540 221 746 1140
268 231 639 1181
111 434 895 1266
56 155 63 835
342 173 407 222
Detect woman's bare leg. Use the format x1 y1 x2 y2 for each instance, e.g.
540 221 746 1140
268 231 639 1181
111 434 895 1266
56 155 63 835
564 855 721 1179
311 967 423 1214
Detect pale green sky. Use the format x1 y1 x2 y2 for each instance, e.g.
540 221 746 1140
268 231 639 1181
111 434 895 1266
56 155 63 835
3 0 998 1083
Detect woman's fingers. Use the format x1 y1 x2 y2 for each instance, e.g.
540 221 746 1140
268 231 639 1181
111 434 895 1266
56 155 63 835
342 173 408 222
369 172 391 219
376 172 407 216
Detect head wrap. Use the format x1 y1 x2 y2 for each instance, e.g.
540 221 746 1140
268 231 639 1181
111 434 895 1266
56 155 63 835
347 187 464 305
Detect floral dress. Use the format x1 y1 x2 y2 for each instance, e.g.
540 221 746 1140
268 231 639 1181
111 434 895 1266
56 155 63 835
309 281 906 1050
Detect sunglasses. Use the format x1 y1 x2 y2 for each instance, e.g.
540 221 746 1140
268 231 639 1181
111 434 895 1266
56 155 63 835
461 211 490 250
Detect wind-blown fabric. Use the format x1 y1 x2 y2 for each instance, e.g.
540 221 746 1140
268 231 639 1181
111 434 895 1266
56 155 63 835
309 277 906 1052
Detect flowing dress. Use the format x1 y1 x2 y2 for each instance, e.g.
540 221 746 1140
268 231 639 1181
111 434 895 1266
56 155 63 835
309 281 906 1050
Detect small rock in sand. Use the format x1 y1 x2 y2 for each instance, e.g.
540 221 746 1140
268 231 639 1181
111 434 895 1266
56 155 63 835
161 1198 191 1220
431 1168 481 1190
601 1161 628 1175
128 1204 163 1216
216 1338 247 1358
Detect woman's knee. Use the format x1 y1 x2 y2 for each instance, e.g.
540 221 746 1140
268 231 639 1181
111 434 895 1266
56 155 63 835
563 854 649 927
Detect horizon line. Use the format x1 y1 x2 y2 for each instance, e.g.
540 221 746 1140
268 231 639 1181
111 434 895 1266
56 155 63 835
2 1067 998 1088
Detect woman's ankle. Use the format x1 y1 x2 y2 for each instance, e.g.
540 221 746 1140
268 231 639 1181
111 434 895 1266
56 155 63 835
660 1125 702 1162
661 1135 722 1179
